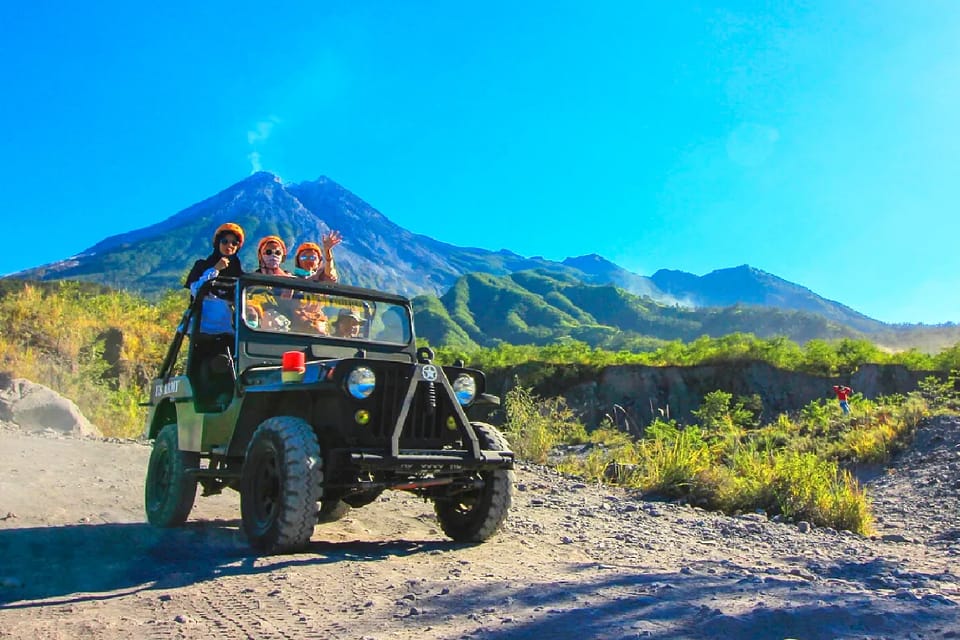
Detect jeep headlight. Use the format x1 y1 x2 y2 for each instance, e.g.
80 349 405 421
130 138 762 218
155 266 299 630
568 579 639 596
452 374 477 406
346 367 376 399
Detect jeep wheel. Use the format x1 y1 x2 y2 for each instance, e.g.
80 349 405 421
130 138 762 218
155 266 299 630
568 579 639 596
241 417 323 553
434 422 515 542
145 423 199 527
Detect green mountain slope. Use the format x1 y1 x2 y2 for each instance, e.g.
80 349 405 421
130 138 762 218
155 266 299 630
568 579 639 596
414 270 866 348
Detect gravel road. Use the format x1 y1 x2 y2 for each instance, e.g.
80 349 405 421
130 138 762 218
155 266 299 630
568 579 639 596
1 417 959 640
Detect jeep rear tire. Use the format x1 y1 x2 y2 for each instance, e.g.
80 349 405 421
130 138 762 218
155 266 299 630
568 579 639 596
241 417 323 553
434 422 515 542
145 423 199 527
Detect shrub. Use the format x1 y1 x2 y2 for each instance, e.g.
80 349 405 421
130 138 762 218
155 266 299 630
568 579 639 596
0 282 180 437
692 448 776 514
502 384 587 463
589 423 635 448
917 374 960 412
771 452 873 534
635 427 713 497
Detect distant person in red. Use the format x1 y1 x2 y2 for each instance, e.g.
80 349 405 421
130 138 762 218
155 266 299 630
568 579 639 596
833 384 853 415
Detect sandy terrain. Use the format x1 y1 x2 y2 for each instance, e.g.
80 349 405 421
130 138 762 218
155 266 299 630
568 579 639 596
1 418 959 640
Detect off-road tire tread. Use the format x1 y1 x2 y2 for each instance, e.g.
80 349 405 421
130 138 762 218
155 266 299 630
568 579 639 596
434 422 514 542
144 423 199 527
241 416 323 553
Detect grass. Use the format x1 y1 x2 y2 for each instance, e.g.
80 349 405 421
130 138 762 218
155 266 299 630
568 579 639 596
502 384 588 463
505 382 953 535
0 281 182 438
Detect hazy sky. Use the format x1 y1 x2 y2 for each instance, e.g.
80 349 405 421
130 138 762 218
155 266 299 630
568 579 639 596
2 1 959 323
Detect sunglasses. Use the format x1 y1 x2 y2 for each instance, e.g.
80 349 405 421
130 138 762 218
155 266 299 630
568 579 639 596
219 238 240 246
262 249 283 256
299 254 320 262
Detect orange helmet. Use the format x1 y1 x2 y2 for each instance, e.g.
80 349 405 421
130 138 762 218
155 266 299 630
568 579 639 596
257 235 287 258
295 241 323 267
212 222 245 249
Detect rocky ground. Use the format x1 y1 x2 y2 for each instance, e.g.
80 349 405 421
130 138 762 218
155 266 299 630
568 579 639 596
0 416 959 640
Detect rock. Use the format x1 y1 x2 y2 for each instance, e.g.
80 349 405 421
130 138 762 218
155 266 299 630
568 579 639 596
923 593 958 606
0 378 101 438
797 521 811 533
882 533 910 543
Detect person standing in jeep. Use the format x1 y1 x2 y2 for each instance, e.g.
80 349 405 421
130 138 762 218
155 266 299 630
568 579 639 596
184 222 246 335
293 230 342 283
254 235 294 277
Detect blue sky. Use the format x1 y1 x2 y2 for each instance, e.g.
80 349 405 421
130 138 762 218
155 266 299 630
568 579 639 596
2 1 959 324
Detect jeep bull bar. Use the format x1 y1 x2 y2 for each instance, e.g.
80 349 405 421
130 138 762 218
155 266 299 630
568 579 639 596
339 448 514 473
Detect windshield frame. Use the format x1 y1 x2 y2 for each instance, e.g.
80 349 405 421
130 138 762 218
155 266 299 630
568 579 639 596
236 274 415 348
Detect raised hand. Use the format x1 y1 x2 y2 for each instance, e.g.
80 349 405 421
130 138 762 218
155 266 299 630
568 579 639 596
322 230 343 254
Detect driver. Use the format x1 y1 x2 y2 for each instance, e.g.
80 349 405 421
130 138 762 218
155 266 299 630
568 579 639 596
332 309 364 338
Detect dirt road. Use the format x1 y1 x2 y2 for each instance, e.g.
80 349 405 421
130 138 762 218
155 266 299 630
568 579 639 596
1 419 959 640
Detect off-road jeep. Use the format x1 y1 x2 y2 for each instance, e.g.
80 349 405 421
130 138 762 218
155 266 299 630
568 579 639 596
143 273 514 553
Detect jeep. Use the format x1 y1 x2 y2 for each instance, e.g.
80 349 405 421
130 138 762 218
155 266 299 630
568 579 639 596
143 273 514 553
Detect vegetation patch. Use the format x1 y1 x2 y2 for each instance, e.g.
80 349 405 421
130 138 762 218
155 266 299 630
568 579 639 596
513 383 959 535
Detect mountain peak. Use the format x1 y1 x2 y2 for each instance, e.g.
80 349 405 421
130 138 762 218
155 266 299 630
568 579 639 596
4 171 891 335
724 264 765 275
563 253 613 267
242 171 282 185
562 254 623 274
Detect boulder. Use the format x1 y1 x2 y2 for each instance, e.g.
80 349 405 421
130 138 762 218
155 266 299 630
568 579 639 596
0 378 102 438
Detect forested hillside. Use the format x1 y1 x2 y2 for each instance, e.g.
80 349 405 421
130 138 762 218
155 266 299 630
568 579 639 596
412 270 960 352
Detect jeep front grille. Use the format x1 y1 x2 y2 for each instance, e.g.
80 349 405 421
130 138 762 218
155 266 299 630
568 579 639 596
373 368 447 444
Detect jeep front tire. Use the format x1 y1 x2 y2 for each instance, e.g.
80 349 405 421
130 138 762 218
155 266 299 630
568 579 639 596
241 416 323 553
434 422 515 542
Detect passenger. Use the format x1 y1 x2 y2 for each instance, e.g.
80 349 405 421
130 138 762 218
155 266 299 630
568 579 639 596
332 308 364 338
244 303 262 329
293 230 342 283
255 235 293 277
376 306 409 342
184 222 246 335
292 300 329 335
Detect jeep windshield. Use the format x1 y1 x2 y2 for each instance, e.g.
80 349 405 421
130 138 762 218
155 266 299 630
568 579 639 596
241 282 412 346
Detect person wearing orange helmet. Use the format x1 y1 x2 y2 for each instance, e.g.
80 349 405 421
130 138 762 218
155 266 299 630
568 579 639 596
293 230 342 282
254 235 293 277
184 222 246 335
